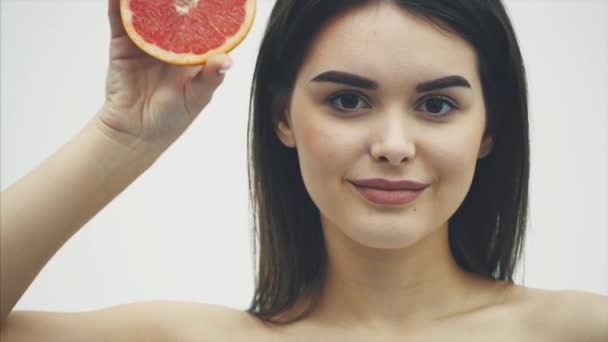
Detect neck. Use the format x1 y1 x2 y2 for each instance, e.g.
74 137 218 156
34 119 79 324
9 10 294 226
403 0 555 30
308 217 507 331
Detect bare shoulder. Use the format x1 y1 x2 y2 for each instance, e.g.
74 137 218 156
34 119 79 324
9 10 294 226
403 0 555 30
517 286 608 342
158 301 266 341
94 300 260 341
156 289 608 342
0 300 260 342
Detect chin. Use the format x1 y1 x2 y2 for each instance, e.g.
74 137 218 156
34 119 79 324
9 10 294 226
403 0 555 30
338 219 432 250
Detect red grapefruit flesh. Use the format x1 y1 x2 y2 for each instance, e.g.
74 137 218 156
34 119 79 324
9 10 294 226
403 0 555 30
120 0 256 65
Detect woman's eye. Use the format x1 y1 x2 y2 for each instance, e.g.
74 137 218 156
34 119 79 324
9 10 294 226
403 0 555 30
328 93 457 117
329 93 369 112
417 96 457 116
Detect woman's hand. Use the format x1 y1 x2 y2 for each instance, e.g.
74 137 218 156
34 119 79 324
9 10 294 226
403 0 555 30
97 0 233 148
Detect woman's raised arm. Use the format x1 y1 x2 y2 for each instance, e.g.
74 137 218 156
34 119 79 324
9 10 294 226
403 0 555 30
0 0 233 331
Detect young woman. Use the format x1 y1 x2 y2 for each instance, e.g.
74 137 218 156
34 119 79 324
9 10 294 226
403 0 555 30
1 0 606 341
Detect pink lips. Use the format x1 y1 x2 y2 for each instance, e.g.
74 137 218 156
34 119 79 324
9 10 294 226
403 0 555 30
350 178 428 205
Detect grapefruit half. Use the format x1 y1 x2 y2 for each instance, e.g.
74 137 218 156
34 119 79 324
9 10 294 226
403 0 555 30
120 0 256 65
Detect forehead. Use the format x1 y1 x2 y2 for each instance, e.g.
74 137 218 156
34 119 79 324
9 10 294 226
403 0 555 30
298 2 480 88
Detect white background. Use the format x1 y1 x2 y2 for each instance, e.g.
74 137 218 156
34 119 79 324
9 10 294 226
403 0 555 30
1 0 606 313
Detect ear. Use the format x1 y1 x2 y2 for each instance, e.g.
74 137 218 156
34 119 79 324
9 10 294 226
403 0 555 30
478 134 494 159
274 107 297 148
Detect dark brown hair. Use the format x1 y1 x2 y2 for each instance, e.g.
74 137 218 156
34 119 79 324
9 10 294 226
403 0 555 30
246 0 529 324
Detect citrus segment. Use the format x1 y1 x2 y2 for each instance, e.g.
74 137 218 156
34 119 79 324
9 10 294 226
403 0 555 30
120 0 256 65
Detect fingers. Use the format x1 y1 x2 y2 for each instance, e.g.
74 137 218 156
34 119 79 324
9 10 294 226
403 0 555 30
108 0 126 39
181 55 234 115
191 54 234 90
204 55 234 78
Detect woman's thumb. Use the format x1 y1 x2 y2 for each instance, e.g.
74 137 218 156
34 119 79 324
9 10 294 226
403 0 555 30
192 55 233 91
184 55 233 116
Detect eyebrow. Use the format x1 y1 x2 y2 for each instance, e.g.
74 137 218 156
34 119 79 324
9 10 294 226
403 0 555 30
310 71 471 92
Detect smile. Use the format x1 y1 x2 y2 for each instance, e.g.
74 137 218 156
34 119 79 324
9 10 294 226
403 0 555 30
350 183 426 206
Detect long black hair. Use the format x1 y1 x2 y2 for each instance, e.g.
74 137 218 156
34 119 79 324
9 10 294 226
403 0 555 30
247 0 529 324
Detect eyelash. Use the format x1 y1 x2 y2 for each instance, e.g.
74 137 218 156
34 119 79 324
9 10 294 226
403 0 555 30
327 91 458 117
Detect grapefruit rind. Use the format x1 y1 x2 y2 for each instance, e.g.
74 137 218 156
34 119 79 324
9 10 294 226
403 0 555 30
119 0 256 65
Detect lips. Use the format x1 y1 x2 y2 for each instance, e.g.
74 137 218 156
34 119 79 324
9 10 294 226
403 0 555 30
349 178 429 191
349 178 429 205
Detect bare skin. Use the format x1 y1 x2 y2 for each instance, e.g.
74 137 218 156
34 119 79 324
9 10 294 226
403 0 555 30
4 282 605 341
164 284 607 342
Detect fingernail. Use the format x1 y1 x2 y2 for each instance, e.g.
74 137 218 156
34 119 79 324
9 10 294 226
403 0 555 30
217 61 233 75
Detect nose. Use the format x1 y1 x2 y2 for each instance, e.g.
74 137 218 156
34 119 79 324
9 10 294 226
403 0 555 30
370 114 416 166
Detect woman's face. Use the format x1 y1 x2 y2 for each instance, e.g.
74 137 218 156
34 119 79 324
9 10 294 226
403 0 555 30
276 2 492 249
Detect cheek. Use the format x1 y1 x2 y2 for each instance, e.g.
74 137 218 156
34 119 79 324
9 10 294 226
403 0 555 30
422 125 483 206
292 116 365 214
296 117 362 175
427 130 480 171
